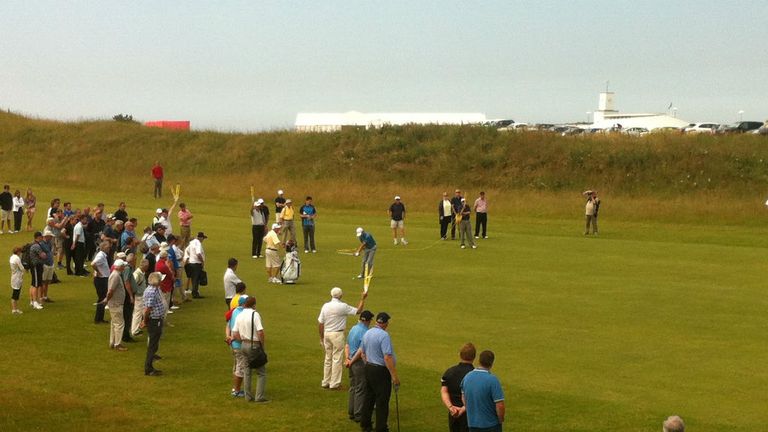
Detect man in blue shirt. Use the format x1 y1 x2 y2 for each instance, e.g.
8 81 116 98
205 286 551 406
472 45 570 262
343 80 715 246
142 272 167 376
461 350 505 432
226 295 249 397
360 312 400 432
299 196 317 253
354 227 376 279
345 310 374 423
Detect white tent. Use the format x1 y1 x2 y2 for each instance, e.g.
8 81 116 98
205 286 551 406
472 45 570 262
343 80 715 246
589 92 689 130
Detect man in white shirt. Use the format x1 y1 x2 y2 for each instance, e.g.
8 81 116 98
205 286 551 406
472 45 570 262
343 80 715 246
318 287 368 390
223 258 242 307
185 231 207 298
233 297 267 402
91 241 111 323
71 214 88 276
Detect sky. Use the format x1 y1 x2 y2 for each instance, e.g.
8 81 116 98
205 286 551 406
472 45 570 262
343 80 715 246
1 0 767 131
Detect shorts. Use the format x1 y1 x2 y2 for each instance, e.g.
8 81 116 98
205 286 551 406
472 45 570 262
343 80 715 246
390 219 404 229
42 265 55 282
30 265 44 288
11 288 21 300
0 209 11 221
265 249 281 268
232 348 247 378
184 263 193 278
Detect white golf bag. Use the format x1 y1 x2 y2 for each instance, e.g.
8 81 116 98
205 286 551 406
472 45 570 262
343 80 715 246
281 250 301 284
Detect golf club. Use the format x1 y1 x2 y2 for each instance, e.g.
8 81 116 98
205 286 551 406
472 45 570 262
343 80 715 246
394 382 400 432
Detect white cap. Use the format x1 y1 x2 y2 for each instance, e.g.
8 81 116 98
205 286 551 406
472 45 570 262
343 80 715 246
461 198 466 202
155 208 162 214
158 250 168 258
115 252 127 260
113 259 126 267
277 189 283 195
356 227 363 236
272 223 281 230
394 195 401 200
256 198 264 205
330 287 343 298
160 242 169 250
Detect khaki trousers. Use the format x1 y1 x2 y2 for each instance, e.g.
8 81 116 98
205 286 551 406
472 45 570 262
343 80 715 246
108 303 125 347
131 295 145 335
322 331 346 388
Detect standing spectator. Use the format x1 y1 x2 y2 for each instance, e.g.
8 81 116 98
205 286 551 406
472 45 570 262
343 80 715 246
459 199 476 249
46 198 60 219
114 202 128 223
10 246 24 314
177 202 193 250
0 185 13 233
28 231 46 310
156 251 175 319
299 196 317 253
450 189 464 240
250 199 269 258
441 343 477 432
279 199 296 244
274 189 286 222
70 215 88 276
39 230 55 303
345 310 374 422
92 241 111 324
584 190 598 236
263 224 282 284
185 232 207 298
223 258 242 307
232 297 268 403
473 191 488 239
228 282 247 310
461 350 505 432
120 220 137 253
142 271 166 375
167 235 186 306
360 312 400 432
318 287 368 390
130 258 149 337
62 216 77 274
102 259 128 351
663 415 685 432
225 295 249 397
592 191 601 234
12 190 24 234
146 243 160 273
152 161 164 198
24 189 36 232
439 192 453 240
84 208 99 261
388 196 408 245
121 253 137 344
354 227 376 279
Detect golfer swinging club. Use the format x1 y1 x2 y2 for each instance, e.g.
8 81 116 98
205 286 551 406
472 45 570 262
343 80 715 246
354 227 376 279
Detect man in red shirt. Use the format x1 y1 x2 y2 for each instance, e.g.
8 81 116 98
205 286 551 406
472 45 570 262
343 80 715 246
152 161 164 199
155 250 175 317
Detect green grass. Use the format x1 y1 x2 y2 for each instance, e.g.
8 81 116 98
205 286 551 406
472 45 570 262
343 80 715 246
0 185 766 431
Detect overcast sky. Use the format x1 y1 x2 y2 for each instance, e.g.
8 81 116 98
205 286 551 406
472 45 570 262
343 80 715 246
1 0 766 131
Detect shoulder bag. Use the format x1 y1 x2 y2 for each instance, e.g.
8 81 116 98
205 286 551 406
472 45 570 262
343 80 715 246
247 311 268 368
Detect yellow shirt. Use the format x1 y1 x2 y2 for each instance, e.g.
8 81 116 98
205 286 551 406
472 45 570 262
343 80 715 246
280 206 295 221
230 294 241 310
264 230 281 249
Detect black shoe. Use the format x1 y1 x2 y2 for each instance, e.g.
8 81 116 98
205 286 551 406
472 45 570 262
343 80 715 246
44 298 55 303
192 294 205 299
153 354 162 360
123 337 137 343
145 370 163 376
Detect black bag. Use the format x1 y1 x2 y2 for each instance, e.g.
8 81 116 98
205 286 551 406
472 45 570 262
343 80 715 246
21 243 33 270
199 270 208 286
247 311 268 368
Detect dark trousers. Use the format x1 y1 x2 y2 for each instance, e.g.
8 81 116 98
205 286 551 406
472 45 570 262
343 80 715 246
449 412 470 432
122 300 134 341
251 225 265 256
13 209 23 232
145 317 163 373
361 364 392 432
154 178 162 198
302 225 316 251
73 242 87 275
94 277 108 322
85 234 96 261
348 359 366 421
188 263 203 296
440 216 451 239
64 240 74 274
474 213 487 237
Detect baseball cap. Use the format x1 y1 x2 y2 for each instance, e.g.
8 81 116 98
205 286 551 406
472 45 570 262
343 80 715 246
115 252 127 260
46 217 55 222
285 198 292 204
360 310 374 321
376 312 391 323
156 208 162 214
356 227 363 237
113 259 126 267
106 213 115 220
277 189 284 195
461 198 466 202
238 295 249 306
197 232 208 239
271 223 281 230
394 195 400 200
42 228 54 237
256 198 264 205
330 287 343 298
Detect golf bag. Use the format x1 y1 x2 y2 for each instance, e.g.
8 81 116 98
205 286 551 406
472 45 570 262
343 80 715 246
281 241 301 284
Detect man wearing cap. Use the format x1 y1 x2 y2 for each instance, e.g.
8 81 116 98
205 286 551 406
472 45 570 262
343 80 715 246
223 258 242 307
28 231 47 310
274 190 286 222
225 294 249 397
279 198 296 244
232 296 268 402
441 343 476 432
354 227 376 279
458 198 477 249
185 232 207 298
177 202 193 250
346 310 374 422
388 196 408 246
142 271 166 375
152 161 164 199
299 196 317 253
360 311 400 432
318 287 368 390
250 199 269 259
461 350 505 432
263 224 282 284
156 250 175 317
451 189 464 240
102 259 128 351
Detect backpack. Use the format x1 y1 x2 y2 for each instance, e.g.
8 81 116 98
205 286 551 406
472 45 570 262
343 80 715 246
21 243 34 270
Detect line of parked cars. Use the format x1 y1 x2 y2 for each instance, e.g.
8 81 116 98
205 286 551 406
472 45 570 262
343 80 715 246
489 119 768 136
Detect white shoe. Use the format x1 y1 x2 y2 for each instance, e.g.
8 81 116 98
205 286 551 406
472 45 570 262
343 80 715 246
304 250 309 254
312 250 317 253
252 255 258 259
12 309 23 314
166 310 174 314
33 302 43 309
105 305 109 310
355 274 363 279
170 305 180 310
474 236 479 239
185 290 192 295
401 238 408 245
472 245 477 249
461 245 466 249
393 239 398 245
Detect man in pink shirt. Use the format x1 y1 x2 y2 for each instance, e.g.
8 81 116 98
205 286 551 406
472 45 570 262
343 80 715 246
473 191 488 239
177 202 193 250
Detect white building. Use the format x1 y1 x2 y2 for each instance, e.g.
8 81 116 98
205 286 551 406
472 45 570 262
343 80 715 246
294 111 486 132
590 92 689 130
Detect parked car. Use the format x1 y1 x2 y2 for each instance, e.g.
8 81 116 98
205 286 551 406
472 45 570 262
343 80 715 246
684 123 719 134
623 127 650 136
498 122 528 132
484 119 515 128
716 121 763 134
652 126 684 134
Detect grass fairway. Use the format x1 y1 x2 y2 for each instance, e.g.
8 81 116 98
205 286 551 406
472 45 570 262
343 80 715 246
0 187 766 432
